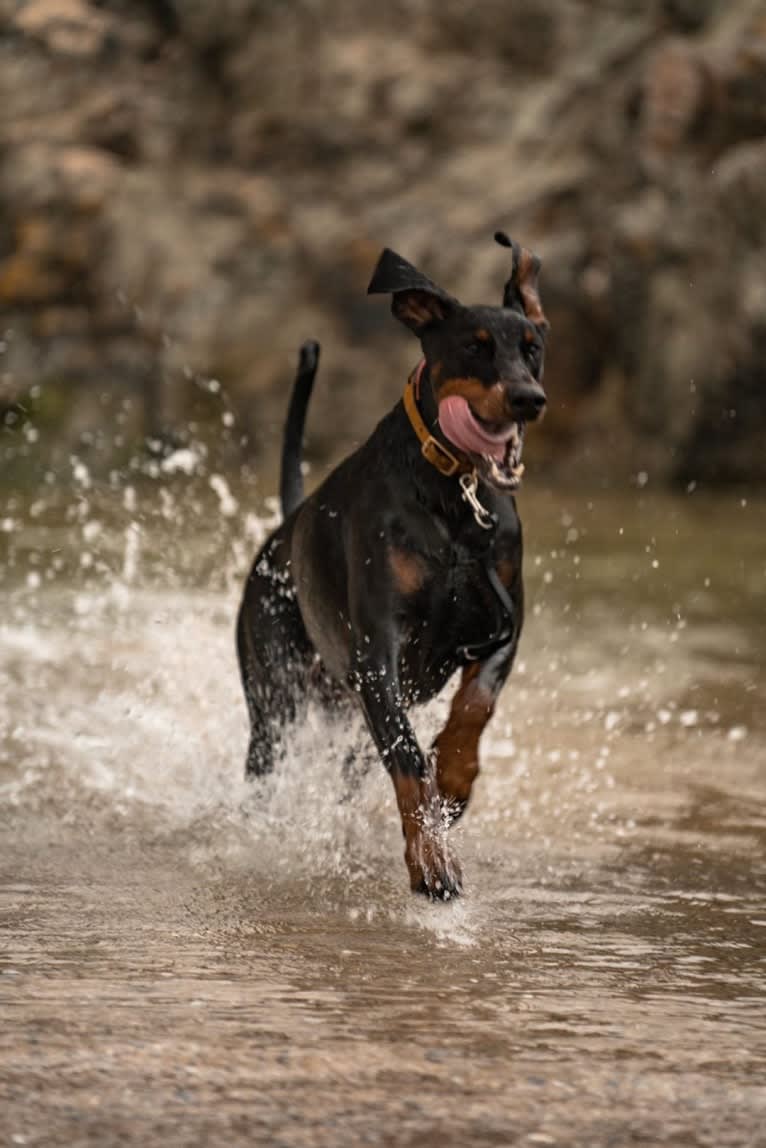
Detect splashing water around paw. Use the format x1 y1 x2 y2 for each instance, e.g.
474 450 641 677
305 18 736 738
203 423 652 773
1 466 765 1148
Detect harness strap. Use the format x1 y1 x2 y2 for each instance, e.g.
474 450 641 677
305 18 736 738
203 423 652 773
458 548 516 661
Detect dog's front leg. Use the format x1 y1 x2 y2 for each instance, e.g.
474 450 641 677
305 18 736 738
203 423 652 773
349 634 462 899
433 639 516 823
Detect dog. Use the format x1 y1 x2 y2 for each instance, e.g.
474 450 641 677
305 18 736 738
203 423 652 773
236 232 548 899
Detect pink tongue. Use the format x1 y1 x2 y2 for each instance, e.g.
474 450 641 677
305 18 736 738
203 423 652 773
438 395 508 460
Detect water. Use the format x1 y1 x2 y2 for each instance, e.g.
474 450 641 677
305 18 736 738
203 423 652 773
1 475 765 1146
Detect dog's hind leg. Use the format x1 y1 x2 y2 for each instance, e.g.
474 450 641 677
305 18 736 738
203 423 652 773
236 537 314 779
237 612 312 778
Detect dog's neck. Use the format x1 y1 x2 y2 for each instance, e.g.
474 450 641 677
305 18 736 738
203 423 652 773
392 365 501 539
416 361 447 442
409 360 474 474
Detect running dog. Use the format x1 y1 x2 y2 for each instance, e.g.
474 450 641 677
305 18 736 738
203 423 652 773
237 233 548 898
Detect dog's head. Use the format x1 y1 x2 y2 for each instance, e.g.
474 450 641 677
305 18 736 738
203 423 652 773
368 233 548 490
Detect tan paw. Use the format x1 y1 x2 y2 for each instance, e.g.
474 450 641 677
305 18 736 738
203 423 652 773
405 827 463 900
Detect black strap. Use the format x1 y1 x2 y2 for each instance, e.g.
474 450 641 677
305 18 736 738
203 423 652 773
458 546 515 662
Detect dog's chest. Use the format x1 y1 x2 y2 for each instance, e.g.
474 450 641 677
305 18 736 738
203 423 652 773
397 522 519 698
419 539 502 626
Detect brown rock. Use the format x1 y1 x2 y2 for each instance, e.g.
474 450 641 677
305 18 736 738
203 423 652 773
0 0 764 486
14 0 111 59
639 39 714 170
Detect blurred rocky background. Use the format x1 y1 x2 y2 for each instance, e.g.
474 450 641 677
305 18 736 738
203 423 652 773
1 0 765 487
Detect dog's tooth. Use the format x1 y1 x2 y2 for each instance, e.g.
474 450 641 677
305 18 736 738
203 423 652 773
511 463 525 478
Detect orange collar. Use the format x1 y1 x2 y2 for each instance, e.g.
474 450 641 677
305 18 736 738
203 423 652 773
402 360 472 478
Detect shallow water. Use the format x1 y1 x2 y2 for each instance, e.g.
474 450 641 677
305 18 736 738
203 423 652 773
1 476 765 1146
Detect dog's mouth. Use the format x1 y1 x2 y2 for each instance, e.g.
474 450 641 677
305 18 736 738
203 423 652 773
475 417 525 490
437 396 525 490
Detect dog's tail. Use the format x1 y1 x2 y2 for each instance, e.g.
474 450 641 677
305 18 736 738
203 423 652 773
280 340 320 519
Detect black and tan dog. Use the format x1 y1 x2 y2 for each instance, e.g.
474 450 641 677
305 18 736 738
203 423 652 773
237 233 548 898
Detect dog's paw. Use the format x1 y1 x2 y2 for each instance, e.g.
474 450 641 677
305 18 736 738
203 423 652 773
405 831 463 901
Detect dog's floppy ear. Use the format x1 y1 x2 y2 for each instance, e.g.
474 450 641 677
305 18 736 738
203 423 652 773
367 248 458 334
495 231 548 331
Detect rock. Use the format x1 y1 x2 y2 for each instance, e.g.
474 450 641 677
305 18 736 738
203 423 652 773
0 0 764 486
639 39 714 171
659 0 720 33
429 0 560 71
13 0 111 59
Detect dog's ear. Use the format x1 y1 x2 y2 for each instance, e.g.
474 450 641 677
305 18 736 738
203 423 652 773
367 248 458 334
495 231 548 332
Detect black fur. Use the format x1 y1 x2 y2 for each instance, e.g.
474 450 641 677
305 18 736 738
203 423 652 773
237 237 548 898
280 341 319 518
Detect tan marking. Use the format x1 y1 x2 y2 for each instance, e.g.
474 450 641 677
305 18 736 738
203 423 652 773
394 291 447 329
496 557 515 588
523 327 536 344
515 248 548 328
475 328 491 342
433 663 495 815
390 771 462 895
437 376 509 424
388 546 428 596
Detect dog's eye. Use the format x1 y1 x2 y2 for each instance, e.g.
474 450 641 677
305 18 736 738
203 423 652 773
524 341 541 367
466 337 492 357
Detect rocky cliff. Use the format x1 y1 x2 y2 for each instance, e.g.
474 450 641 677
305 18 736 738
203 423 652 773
1 0 765 485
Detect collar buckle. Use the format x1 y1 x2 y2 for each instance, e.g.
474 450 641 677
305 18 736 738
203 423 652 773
403 360 469 479
421 436 461 477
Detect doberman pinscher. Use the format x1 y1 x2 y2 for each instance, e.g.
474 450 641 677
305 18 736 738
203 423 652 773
236 232 548 899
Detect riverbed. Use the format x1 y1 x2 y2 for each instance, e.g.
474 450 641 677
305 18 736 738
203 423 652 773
1 477 764 1146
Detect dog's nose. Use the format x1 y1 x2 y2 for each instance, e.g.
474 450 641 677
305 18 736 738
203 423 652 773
510 384 546 422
